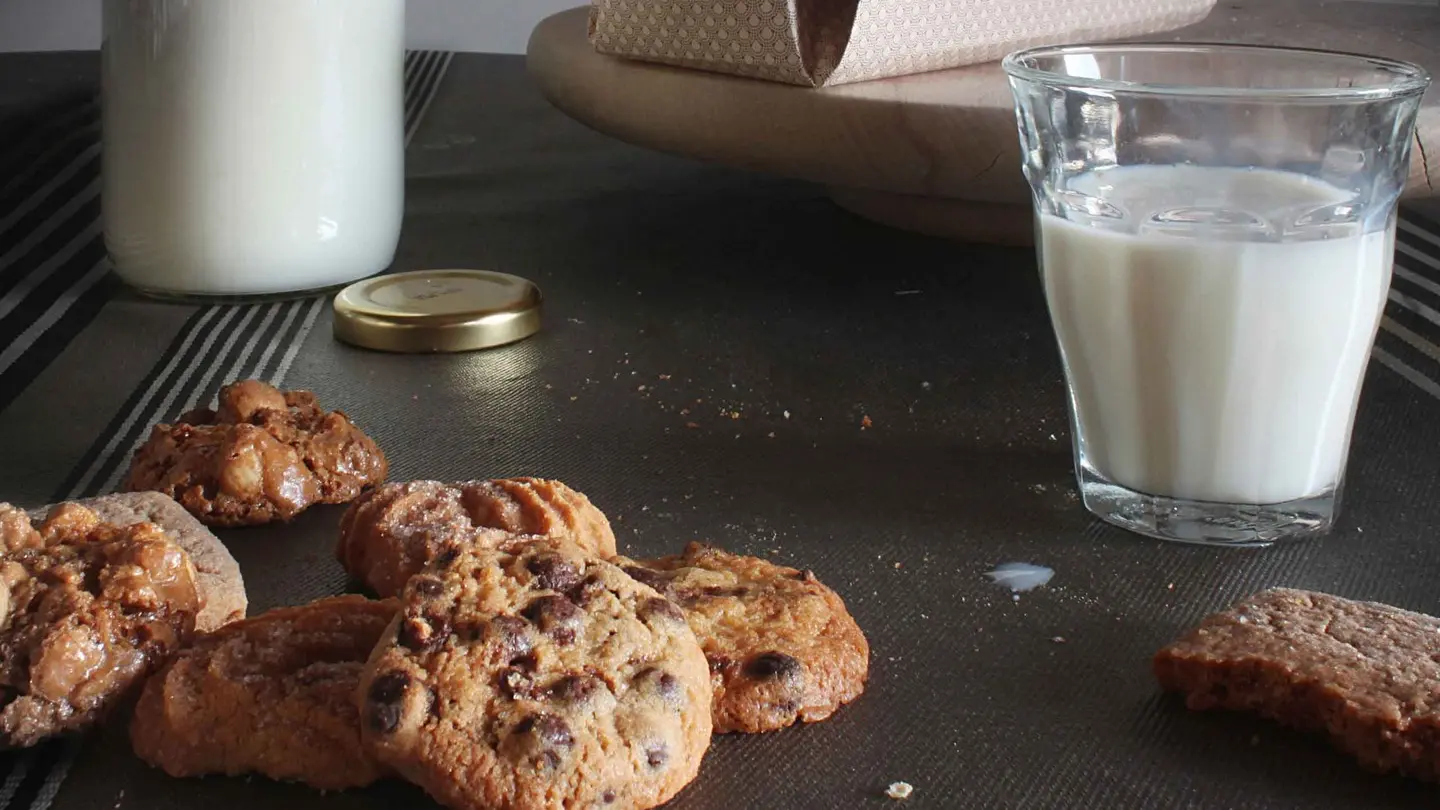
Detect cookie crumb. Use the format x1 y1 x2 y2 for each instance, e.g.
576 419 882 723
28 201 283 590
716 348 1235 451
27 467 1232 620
1052 636 1066 644
861 415 873 429
886 782 914 800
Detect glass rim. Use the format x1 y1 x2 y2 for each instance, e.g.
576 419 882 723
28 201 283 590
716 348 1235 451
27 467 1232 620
1001 42 1431 101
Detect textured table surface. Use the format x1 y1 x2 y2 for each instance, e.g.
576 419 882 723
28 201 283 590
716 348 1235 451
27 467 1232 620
4 50 1440 810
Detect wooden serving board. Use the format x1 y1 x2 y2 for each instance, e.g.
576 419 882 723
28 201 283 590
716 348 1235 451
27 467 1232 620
527 1 1439 245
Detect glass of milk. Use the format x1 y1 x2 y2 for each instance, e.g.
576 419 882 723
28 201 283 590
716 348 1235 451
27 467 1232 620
102 0 405 299
1002 44 1430 546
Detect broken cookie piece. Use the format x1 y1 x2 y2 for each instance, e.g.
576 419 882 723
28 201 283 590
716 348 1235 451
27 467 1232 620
337 478 618 598
30 493 247 632
1154 588 1440 782
130 595 397 791
615 543 869 734
124 380 388 527
0 502 201 749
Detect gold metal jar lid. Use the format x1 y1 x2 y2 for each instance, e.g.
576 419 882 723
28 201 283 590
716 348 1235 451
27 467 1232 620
333 270 543 353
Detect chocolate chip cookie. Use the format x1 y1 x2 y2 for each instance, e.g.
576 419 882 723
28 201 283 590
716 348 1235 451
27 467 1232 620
358 542 712 810
125 379 388 527
32 493 247 632
616 543 869 734
131 595 397 791
0 502 201 749
337 479 618 598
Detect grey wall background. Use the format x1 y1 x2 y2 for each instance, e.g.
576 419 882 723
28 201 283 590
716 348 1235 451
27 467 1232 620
0 0 580 53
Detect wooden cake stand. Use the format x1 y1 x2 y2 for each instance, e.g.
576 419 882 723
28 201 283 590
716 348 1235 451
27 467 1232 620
527 1 1438 245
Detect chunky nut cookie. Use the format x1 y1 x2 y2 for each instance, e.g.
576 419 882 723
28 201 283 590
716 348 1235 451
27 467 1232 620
337 479 618 598
32 493 247 632
131 595 396 791
358 542 711 810
125 379 388 527
0 502 201 749
616 543 869 734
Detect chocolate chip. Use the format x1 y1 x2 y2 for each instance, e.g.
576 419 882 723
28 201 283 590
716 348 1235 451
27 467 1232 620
744 651 802 680
412 577 444 596
645 744 668 769
522 595 585 645
527 554 582 593
397 611 451 651
516 714 575 748
638 597 685 624
398 616 432 650
568 574 607 607
540 750 562 770
622 565 670 593
601 790 617 804
365 671 410 733
489 615 535 658
674 585 748 606
634 668 684 708
550 673 606 705
368 704 401 734
656 673 680 702
369 670 410 703
433 547 460 568
708 655 738 676
453 619 485 642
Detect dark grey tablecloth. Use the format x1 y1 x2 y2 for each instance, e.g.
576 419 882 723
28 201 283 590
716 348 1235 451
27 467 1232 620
4 50 1440 810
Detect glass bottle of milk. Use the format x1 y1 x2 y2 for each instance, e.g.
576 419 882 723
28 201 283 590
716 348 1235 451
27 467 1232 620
102 0 405 299
1003 44 1430 547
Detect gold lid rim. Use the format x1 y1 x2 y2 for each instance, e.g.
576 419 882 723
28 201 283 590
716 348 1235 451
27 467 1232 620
332 269 544 354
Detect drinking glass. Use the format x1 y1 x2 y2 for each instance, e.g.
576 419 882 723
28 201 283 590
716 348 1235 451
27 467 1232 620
1002 44 1430 546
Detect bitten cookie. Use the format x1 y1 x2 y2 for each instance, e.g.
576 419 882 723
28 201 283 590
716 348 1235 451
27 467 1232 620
358 542 712 810
0 503 201 749
1155 588 1440 783
31 492 246 631
125 379 388 527
616 543 869 734
337 479 618 598
130 595 397 791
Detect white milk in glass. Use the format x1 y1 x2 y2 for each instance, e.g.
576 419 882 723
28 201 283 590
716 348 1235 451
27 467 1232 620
102 0 405 297
1040 165 1392 505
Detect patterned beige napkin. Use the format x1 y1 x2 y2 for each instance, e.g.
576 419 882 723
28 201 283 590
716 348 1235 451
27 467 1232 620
588 0 1217 87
